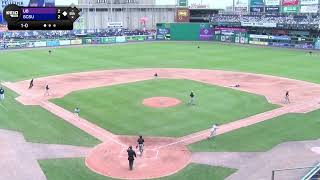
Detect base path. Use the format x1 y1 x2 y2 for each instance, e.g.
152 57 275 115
4 68 320 179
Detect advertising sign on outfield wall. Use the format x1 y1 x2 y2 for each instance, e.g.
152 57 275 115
249 41 269 45
92 37 101 44
34 41 47 47
315 38 320 49
269 36 291 40
6 42 21 48
26 42 35 48
250 34 269 39
116 36 126 43
282 0 299 6
59 40 71 46
300 5 319 13
265 6 280 13
70 39 82 45
101 37 116 44
46 40 59 47
156 28 170 40
250 7 264 12
300 0 318 5
199 27 213 41
126 36 147 41
265 0 281 5
250 0 264 6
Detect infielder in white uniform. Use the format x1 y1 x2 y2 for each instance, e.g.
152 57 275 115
209 124 218 139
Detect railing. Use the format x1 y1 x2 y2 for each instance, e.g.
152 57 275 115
0 35 155 50
301 162 320 180
270 163 320 180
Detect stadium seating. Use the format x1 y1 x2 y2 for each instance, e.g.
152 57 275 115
0 28 156 41
210 14 320 25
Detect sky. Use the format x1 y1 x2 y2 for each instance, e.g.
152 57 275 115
156 0 234 9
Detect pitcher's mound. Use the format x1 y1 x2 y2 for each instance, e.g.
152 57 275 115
143 97 181 108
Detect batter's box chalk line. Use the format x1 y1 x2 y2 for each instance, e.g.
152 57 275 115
119 147 159 160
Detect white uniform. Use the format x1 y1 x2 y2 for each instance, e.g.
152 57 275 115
209 125 218 138
74 108 80 116
0 88 4 100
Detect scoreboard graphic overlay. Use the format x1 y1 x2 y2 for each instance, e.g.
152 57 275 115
3 4 80 30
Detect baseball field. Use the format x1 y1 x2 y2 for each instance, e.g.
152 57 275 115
1 42 320 180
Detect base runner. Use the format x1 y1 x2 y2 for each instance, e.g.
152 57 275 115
137 135 145 156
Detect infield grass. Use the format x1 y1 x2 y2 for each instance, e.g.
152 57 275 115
52 79 277 137
39 158 236 180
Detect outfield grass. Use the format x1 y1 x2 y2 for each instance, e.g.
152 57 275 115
52 79 277 137
0 86 100 146
39 158 236 180
0 42 320 84
189 109 320 152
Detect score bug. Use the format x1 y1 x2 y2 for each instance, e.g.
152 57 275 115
3 4 80 30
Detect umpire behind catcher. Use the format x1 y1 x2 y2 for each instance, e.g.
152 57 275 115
127 146 137 170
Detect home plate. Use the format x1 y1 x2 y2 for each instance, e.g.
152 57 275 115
311 147 320 154
119 148 158 159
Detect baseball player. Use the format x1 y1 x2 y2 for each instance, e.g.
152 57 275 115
45 85 50 96
189 91 195 105
74 107 80 116
285 91 290 104
137 136 145 156
29 78 34 89
208 124 218 139
48 50 52 55
0 87 4 101
127 146 137 170
230 84 240 88
154 73 158 79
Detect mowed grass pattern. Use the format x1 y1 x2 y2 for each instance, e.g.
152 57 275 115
39 158 236 180
52 79 277 137
0 42 319 83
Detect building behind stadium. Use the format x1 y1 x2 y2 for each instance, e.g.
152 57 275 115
78 0 176 30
